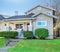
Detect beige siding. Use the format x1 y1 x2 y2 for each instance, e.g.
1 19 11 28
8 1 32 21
26 7 42 15
33 14 53 39
41 7 53 16
26 6 53 16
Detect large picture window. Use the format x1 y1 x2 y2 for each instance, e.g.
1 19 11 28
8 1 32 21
36 21 47 26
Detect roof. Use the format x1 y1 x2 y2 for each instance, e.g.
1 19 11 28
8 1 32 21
25 5 56 14
0 15 5 20
7 13 35 20
4 12 57 21
33 12 57 19
3 15 9 18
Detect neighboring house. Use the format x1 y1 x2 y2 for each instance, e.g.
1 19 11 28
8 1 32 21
0 15 6 30
0 5 58 39
53 12 60 37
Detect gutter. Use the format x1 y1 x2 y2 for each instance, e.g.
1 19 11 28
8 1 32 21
3 18 36 21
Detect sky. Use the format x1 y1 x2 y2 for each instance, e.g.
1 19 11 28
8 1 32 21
0 0 51 16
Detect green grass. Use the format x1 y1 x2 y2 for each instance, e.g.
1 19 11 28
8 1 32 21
0 38 7 48
8 39 60 52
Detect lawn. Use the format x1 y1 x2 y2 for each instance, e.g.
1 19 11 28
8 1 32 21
8 39 60 52
0 38 8 48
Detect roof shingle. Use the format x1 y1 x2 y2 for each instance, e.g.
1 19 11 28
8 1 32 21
0 15 5 20
7 13 35 19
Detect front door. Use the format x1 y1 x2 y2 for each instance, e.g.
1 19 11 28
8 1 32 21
16 24 24 29
16 24 24 38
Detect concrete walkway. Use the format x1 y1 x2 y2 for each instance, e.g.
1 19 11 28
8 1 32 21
0 39 20 52
0 46 11 52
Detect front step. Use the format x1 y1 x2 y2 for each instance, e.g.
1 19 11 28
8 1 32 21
6 39 20 46
7 41 17 46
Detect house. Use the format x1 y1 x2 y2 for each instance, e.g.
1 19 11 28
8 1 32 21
0 5 58 39
53 12 60 37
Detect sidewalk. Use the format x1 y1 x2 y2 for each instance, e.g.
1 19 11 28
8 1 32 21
0 46 11 52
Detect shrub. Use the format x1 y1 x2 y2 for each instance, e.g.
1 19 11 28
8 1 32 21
35 28 49 39
23 31 33 39
0 31 18 38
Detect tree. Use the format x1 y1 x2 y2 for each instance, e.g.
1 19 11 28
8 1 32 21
50 0 60 11
50 0 60 37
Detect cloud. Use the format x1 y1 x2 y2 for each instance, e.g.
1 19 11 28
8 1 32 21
4 0 21 3
4 0 29 4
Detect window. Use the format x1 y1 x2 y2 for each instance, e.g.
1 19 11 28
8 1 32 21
16 24 23 29
36 21 47 26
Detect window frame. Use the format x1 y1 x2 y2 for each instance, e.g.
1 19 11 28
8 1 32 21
36 21 47 26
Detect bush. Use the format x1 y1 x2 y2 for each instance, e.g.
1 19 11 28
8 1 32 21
0 31 18 38
35 28 49 39
23 31 33 39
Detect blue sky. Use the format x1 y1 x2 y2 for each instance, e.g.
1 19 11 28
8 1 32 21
0 0 51 16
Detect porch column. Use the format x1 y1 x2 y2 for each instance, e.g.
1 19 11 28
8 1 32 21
31 20 35 36
27 23 30 31
24 22 27 31
6 22 10 31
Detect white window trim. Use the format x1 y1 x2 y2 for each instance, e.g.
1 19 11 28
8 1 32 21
36 21 47 26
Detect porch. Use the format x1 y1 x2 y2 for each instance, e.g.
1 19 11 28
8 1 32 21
4 19 35 31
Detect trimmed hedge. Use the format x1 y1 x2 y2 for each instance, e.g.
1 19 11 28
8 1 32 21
23 31 33 38
35 28 49 39
0 31 18 38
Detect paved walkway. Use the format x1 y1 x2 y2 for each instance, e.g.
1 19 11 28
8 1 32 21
0 46 11 52
0 39 20 52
